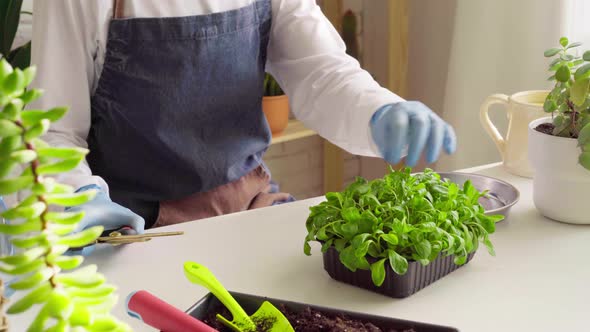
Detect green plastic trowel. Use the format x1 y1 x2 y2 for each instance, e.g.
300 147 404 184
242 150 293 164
184 262 294 332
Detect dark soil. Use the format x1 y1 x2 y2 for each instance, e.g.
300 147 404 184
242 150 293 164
535 122 555 135
203 305 417 332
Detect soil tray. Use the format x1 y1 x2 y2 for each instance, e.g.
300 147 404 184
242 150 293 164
186 291 459 332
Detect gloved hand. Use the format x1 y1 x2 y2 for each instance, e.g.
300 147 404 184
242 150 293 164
370 101 457 167
66 185 145 256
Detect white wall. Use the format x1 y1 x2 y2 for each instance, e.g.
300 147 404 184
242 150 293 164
409 0 563 171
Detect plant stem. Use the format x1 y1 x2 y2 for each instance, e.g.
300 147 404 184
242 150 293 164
567 99 577 135
16 121 58 288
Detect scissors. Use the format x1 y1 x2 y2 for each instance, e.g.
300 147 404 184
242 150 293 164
74 227 184 248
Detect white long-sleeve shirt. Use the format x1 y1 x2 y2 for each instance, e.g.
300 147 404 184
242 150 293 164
29 0 403 197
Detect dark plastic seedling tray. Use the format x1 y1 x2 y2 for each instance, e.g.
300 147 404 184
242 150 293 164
323 247 475 298
186 291 459 331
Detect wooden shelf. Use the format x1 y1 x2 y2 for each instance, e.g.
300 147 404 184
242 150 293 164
271 120 316 145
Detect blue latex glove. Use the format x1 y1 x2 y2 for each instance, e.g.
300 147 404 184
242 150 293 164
370 101 457 166
66 185 145 256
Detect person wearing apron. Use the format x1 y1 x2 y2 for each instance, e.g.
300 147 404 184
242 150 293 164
29 0 456 254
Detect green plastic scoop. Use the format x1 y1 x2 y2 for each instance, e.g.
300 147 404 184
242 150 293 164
183 262 294 332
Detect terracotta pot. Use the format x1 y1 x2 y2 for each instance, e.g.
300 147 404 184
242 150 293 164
262 95 289 134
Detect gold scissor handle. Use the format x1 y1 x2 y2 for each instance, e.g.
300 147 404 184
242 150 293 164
97 231 184 245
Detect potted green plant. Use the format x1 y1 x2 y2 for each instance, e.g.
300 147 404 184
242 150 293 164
1 0 32 70
262 73 289 135
303 168 503 298
0 60 129 330
529 37 590 224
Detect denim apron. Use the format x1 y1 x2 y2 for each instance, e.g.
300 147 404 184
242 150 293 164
87 0 292 228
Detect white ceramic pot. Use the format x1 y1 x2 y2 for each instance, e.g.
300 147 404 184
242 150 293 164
528 117 590 224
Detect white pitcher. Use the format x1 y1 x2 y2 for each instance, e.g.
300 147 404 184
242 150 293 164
480 90 548 178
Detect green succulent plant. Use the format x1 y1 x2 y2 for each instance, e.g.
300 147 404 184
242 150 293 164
263 73 284 97
543 37 590 170
0 59 129 331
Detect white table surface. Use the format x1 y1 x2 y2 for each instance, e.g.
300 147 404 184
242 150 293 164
10 163 590 332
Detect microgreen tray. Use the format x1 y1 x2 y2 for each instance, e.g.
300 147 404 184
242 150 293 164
323 247 476 298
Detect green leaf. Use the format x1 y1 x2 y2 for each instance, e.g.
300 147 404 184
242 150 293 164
68 284 116 298
46 211 85 225
341 206 361 222
37 146 89 159
567 41 583 49
570 79 589 106
27 306 50 332
7 42 31 70
544 48 561 57
30 137 50 149
57 226 103 248
22 65 36 85
303 241 312 255
575 63 590 80
53 255 84 270
0 0 23 55
2 68 25 94
45 290 74 319
556 65 571 83
381 233 398 246
578 123 590 146
88 316 119 332
0 159 16 179
415 240 432 259
0 119 22 138
584 50 590 61
19 88 43 104
340 222 358 238
7 282 52 314
370 258 387 287
21 107 68 126
46 245 70 262
24 118 50 141
44 190 97 207
0 59 14 80
50 223 78 236
0 247 46 265
561 53 575 61
579 151 590 170
55 265 106 288
45 320 67 332
0 135 22 155
0 219 41 235
454 254 467 265
32 177 57 195
1 201 46 219
10 267 54 290
51 183 75 194
483 234 495 256
560 37 569 47
37 156 84 175
0 257 44 275
10 149 37 163
11 233 47 249
69 304 91 326
3 98 23 120
573 59 585 67
388 250 408 275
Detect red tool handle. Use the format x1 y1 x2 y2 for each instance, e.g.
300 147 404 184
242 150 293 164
126 290 218 332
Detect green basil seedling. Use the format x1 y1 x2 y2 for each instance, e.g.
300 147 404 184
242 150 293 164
304 168 504 287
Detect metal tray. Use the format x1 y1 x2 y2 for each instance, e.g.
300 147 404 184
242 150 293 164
437 172 519 220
